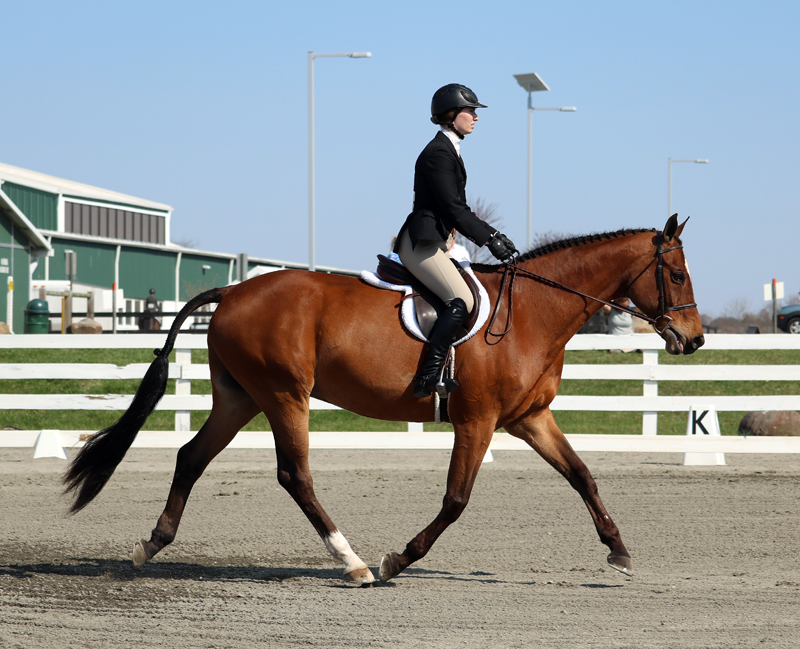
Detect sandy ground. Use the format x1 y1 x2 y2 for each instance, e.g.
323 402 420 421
1 447 799 648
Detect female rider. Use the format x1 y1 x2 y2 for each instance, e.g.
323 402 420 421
394 83 518 399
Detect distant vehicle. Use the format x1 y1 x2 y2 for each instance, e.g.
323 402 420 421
777 303 800 334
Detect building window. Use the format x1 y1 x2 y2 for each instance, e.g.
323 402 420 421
65 201 165 244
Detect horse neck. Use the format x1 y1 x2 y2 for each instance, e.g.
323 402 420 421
489 233 653 344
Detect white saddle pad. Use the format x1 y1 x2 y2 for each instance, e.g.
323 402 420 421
360 261 490 345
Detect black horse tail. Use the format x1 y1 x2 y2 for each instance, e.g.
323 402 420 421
63 287 228 514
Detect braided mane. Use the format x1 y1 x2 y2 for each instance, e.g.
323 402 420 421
471 228 656 271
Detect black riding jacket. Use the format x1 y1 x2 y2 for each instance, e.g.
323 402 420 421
395 131 496 250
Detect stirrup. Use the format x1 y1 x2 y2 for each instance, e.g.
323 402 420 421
435 378 460 399
414 376 459 399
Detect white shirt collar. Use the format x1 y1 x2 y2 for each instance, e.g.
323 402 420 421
440 127 461 156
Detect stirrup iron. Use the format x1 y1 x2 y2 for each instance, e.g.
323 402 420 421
434 354 458 398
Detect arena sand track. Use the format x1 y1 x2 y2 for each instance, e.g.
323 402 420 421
1 447 799 648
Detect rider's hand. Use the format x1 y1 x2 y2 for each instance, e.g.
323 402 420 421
486 232 518 262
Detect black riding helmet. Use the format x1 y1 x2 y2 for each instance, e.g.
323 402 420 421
430 84 486 138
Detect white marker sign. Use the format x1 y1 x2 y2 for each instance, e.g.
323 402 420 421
683 405 725 466
764 281 784 301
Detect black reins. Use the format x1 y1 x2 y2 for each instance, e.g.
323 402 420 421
485 231 697 342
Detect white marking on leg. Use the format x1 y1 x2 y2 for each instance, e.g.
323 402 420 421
324 531 368 574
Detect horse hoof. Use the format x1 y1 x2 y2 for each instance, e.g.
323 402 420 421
344 566 375 585
607 551 633 577
132 540 148 569
379 552 401 582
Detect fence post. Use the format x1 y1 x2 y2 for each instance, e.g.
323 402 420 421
175 348 191 432
112 283 117 334
64 291 73 332
642 349 658 435
6 276 13 332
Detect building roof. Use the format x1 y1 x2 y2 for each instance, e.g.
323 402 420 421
0 187 51 251
0 161 172 213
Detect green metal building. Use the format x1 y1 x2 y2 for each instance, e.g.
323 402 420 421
0 178 51 330
0 161 355 332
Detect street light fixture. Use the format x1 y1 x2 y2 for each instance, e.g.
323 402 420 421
668 158 709 217
308 51 372 272
514 72 576 249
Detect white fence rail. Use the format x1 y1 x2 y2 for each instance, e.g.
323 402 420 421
1 333 799 452
559 334 800 435
6 431 800 454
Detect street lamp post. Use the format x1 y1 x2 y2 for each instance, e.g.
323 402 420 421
308 51 371 272
514 72 576 249
668 158 709 216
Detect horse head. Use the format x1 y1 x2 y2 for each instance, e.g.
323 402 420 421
626 214 705 355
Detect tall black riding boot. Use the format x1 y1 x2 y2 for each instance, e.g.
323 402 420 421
414 297 469 399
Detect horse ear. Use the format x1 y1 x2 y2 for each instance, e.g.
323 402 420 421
663 213 679 243
674 216 690 240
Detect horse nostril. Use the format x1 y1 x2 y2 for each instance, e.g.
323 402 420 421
693 334 705 349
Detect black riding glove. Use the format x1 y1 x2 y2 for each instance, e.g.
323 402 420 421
486 232 518 262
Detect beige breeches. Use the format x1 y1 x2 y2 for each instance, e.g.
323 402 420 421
397 230 474 312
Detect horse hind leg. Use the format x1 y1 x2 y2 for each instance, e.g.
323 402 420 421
276 448 374 584
133 371 260 568
263 399 374 585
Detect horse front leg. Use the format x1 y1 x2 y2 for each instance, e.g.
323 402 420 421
507 409 632 576
379 421 493 582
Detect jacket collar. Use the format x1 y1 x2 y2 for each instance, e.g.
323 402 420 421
439 127 462 155
434 130 467 177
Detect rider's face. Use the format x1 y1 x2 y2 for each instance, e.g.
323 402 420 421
454 108 478 135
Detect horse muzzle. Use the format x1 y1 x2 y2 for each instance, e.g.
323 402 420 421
661 326 705 355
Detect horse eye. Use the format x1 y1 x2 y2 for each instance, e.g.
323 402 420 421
671 272 685 283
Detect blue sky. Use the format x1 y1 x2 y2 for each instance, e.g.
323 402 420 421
2 1 797 315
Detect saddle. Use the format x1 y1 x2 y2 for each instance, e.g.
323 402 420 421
375 254 481 339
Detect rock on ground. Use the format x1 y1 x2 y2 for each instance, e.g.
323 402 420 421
738 410 800 436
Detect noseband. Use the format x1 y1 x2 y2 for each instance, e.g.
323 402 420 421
486 231 697 342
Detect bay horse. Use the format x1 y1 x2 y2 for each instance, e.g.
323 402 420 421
64 214 704 585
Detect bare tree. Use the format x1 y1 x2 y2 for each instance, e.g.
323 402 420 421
722 297 752 321
704 296 780 333
172 237 197 249
529 230 576 250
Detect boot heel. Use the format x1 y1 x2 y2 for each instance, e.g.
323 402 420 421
414 383 433 399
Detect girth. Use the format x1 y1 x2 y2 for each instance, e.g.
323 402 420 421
375 254 481 339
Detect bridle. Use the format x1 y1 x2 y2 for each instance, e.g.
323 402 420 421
623 231 697 333
486 231 697 342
